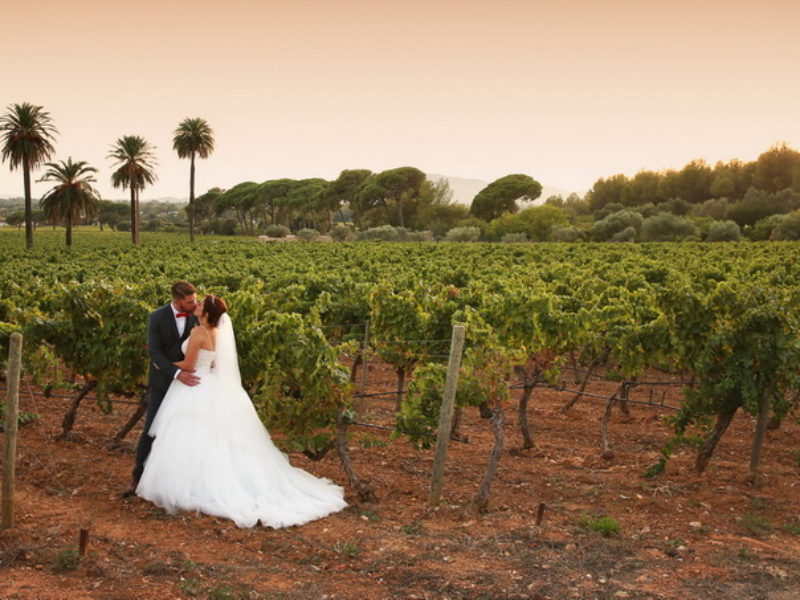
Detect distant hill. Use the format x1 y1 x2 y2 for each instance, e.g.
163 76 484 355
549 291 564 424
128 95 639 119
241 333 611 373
146 197 188 204
0 194 188 204
426 173 574 207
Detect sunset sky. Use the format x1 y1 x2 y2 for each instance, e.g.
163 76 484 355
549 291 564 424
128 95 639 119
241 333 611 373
2 0 799 201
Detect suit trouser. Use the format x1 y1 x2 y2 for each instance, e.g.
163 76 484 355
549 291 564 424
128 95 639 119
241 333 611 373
132 378 170 482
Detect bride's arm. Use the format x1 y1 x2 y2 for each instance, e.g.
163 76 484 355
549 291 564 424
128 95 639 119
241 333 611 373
174 327 202 371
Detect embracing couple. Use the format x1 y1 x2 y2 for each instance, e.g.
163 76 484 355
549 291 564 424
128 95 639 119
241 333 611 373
124 281 346 528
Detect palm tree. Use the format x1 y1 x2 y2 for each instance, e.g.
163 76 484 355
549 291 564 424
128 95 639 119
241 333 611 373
108 135 157 246
0 102 58 249
173 117 214 242
38 158 101 247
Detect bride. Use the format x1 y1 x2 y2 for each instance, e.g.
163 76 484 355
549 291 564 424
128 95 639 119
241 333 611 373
136 294 347 528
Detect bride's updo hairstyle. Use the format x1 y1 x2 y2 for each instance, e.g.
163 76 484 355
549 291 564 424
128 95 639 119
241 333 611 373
202 294 228 327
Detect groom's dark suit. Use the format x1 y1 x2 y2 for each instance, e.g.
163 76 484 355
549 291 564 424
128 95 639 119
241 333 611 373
132 303 198 482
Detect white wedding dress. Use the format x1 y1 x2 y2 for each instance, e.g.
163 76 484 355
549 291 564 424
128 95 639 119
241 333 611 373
136 315 347 528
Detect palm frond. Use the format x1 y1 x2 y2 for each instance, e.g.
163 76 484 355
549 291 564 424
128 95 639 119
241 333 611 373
0 102 58 170
38 156 101 225
107 135 158 191
173 117 215 159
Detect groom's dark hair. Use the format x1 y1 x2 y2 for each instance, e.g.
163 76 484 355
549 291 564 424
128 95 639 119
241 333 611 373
171 280 196 299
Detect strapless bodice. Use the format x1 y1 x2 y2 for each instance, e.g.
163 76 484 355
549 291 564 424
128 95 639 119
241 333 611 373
181 339 216 372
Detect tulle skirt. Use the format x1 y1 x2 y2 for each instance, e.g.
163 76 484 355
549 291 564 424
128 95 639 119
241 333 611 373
136 369 347 528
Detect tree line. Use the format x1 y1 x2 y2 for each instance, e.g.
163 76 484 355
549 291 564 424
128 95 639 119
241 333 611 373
574 144 800 242
587 144 800 209
3 100 800 247
184 170 544 239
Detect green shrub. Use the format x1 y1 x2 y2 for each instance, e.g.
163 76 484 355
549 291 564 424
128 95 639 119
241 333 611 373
357 225 401 242
634 203 661 218
0 401 39 430
208 218 237 235
551 226 582 242
453 216 489 238
416 202 469 238
589 209 643 241
706 220 741 242
659 197 692 216
611 226 637 242
295 228 320 241
640 213 698 241
355 225 428 242
263 224 290 238
330 224 352 241
770 210 800 240
406 230 433 242
501 233 527 243
486 205 569 241
729 188 800 228
578 515 621 537
52 548 79 572
748 214 783 240
444 226 481 242
592 202 625 221
690 215 716 239
695 197 730 220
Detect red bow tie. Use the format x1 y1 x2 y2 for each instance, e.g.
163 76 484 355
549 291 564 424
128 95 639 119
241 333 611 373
176 312 191 318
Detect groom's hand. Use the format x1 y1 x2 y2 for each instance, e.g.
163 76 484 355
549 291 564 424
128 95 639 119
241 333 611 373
177 370 200 386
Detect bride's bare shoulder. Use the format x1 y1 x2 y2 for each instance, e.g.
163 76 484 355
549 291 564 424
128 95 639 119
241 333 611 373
190 326 214 348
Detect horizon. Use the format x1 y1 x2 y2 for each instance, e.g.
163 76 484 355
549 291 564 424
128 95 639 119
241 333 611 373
2 0 799 201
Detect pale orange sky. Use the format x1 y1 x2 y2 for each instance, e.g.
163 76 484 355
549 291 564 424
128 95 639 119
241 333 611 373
2 0 799 200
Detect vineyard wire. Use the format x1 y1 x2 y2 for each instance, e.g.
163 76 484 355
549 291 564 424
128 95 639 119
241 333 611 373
381 353 452 359
9 367 62 469
507 381 679 411
0 385 145 406
6 329 686 449
346 420 469 444
317 322 368 330
346 350 453 360
558 364 696 387
628 379 698 387
558 364 608 380
369 338 453 344
5 372 685 411
352 390 409 399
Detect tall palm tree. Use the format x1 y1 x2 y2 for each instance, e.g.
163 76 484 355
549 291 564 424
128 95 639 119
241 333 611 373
0 102 58 249
108 135 157 246
38 158 101 247
173 117 215 242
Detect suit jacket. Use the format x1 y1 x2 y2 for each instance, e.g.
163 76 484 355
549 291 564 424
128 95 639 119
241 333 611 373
147 303 197 395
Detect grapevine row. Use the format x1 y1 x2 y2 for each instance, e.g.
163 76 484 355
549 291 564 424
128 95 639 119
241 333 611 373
1 232 798 507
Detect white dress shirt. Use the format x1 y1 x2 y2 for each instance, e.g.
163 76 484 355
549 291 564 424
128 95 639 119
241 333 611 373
171 302 188 337
170 303 188 379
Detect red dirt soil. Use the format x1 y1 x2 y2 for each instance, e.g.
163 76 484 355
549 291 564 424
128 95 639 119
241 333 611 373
2 363 799 600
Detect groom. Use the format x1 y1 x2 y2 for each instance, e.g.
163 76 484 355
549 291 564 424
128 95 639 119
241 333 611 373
124 280 201 497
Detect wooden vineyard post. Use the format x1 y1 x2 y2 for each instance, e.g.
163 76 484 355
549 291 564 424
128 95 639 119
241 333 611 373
748 392 770 483
428 325 466 507
2 332 22 529
79 528 89 557
355 320 371 416
359 320 370 396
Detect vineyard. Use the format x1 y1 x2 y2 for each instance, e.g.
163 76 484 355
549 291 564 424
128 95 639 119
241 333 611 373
1 230 800 599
